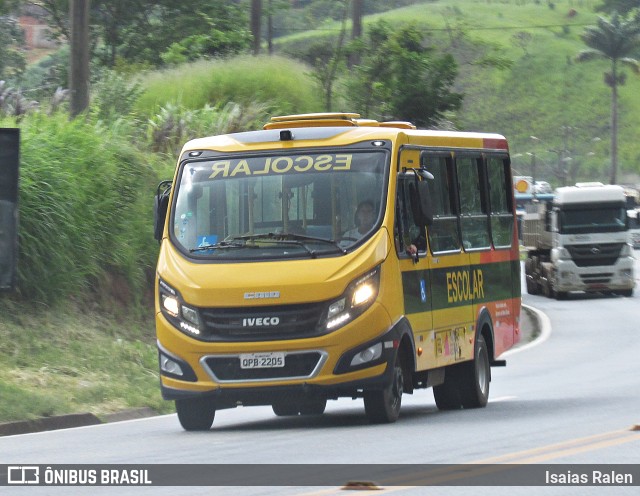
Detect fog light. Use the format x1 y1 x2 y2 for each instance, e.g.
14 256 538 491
350 342 383 366
160 355 183 376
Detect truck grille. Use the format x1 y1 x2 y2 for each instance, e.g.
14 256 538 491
566 243 623 267
197 302 327 342
202 351 326 382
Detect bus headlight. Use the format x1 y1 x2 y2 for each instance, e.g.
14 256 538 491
158 279 202 337
324 267 380 331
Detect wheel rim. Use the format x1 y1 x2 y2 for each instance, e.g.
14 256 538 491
477 349 489 396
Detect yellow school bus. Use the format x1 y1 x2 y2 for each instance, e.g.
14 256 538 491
154 112 521 430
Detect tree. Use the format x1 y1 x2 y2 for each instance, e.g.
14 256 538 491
69 0 90 117
251 0 261 55
35 0 251 68
346 20 463 128
576 11 640 184
349 0 363 67
0 0 25 80
298 0 349 111
596 0 640 15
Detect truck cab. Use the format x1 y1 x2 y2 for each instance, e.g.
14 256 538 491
524 183 635 298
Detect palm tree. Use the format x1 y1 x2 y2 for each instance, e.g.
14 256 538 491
576 11 640 184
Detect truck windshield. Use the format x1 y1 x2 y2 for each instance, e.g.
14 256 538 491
559 204 627 234
171 150 388 259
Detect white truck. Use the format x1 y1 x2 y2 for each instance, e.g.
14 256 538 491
523 183 635 299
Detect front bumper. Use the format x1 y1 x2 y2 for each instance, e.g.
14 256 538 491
156 309 406 407
554 258 635 292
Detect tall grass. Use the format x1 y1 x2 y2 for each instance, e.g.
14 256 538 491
135 55 323 116
6 112 161 305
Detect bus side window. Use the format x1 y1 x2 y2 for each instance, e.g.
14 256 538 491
457 155 490 251
487 155 513 248
423 155 460 254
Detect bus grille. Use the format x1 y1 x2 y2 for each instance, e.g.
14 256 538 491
566 243 623 267
198 302 326 342
202 352 324 382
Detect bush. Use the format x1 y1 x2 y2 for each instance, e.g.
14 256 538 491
135 55 323 117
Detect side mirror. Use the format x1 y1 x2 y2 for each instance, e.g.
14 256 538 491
154 180 172 242
409 180 433 227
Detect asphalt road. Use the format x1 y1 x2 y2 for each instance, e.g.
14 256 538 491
1 259 639 495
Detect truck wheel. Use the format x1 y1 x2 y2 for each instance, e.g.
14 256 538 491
364 354 403 423
299 398 327 415
433 370 462 410
175 396 216 431
458 334 490 409
525 277 539 295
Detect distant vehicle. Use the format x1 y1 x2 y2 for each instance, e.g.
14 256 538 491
522 182 635 298
628 209 640 249
533 180 551 194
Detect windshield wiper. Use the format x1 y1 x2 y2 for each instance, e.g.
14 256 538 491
190 241 247 253
229 232 347 256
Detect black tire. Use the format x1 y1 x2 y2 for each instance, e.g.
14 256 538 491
555 291 568 300
525 277 539 295
175 396 216 431
458 334 490 409
433 370 462 410
272 400 300 416
620 289 633 297
363 354 403 424
299 398 327 415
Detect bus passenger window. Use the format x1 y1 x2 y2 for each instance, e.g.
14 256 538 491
423 155 460 253
487 156 514 248
457 156 490 250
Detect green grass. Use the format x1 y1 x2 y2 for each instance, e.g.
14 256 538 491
0 301 171 423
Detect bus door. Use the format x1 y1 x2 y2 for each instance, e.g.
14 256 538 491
422 152 473 367
396 165 432 371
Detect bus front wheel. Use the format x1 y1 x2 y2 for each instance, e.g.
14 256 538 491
175 396 216 431
363 354 403 424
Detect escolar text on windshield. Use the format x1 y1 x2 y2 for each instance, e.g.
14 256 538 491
208 154 353 179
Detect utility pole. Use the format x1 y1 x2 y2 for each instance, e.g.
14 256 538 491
69 0 90 118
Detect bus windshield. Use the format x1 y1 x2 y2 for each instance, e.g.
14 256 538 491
171 150 388 259
559 204 627 234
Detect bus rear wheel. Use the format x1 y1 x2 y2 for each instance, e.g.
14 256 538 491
458 334 490 408
175 396 216 431
364 354 403 424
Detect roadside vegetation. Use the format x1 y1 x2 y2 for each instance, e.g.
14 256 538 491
0 0 639 424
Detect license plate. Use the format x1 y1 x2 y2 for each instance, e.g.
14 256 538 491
239 352 285 369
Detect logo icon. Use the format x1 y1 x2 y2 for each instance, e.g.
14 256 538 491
8 466 40 485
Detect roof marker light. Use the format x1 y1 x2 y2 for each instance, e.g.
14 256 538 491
280 130 294 141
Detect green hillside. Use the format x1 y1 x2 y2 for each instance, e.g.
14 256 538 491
275 0 640 186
